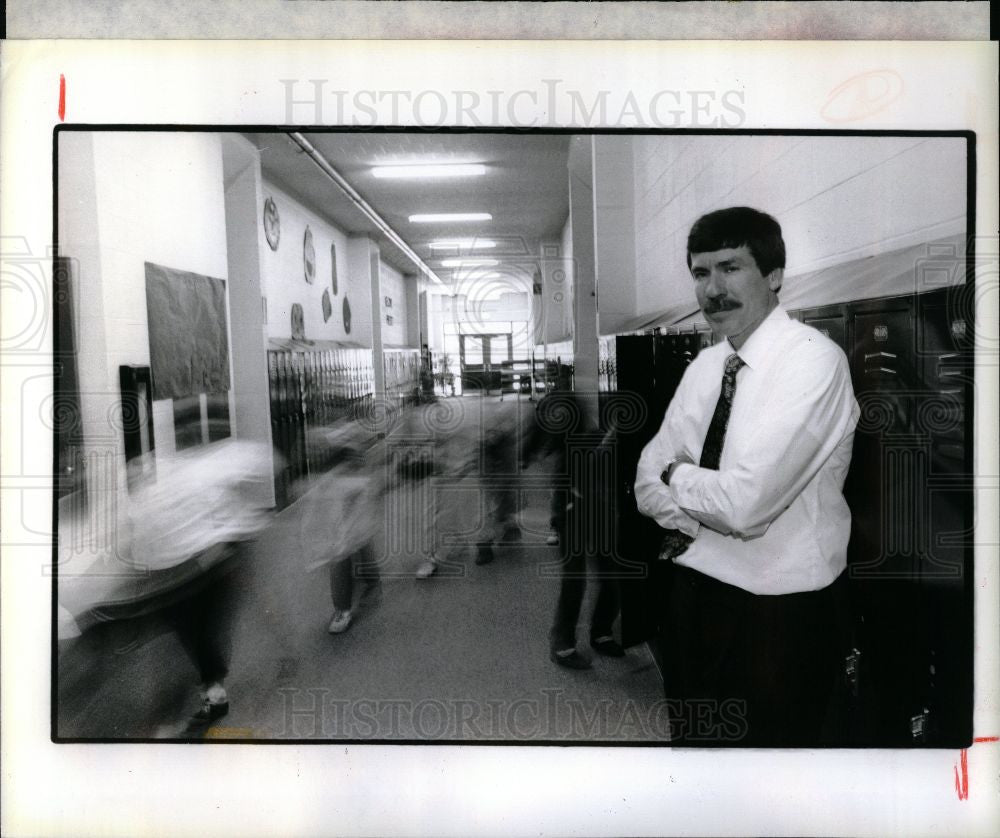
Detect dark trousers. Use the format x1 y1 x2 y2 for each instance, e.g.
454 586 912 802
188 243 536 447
661 564 846 747
550 507 620 651
81 545 243 687
329 542 380 611
161 562 238 685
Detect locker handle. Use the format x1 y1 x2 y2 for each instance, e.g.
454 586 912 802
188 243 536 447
939 369 964 378
937 352 960 360
866 366 898 375
864 351 898 361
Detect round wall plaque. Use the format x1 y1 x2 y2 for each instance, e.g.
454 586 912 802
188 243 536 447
263 197 280 251
303 226 316 284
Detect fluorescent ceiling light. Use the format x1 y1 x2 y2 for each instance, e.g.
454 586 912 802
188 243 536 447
373 163 486 179
441 258 500 268
409 213 492 223
429 239 497 251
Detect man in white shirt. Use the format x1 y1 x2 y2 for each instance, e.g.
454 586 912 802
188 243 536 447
635 207 859 746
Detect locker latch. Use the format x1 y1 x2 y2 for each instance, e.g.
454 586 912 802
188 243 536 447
844 647 861 698
910 707 932 743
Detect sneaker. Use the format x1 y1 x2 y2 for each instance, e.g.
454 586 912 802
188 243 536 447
545 533 559 546
475 544 495 565
327 609 352 633
204 682 228 705
415 559 438 579
183 684 230 736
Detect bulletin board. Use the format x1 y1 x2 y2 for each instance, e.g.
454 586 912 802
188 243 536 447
144 261 231 400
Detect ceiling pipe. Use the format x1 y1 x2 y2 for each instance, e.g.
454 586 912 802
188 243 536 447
286 132 444 287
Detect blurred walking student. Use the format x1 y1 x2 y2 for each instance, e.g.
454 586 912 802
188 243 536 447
384 402 445 579
300 419 383 634
474 400 525 566
57 439 275 737
534 392 623 670
321 425 383 633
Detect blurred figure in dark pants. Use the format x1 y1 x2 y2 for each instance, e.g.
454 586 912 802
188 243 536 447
315 421 383 634
419 344 436 402
475 400 524 566
531 392 623 670
57 440 275 738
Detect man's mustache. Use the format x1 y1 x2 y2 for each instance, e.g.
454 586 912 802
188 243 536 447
703 299 741 314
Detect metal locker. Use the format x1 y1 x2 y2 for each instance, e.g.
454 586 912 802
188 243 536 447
839 289 973 746
912 288 974 746
612 335 664 648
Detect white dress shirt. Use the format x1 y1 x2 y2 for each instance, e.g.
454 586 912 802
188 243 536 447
635 306 859 595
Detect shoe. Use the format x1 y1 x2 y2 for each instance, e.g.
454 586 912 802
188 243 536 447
501 525 523 543
327 609 352 633
183 697 229 736
545 533 559 546
475 544 495 565
590 636 625 657
550 648 592 670
415 559 437 579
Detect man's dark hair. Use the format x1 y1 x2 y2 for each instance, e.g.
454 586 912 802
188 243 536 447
686 207 786 276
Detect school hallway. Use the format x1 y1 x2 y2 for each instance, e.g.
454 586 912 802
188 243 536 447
56 396 668 743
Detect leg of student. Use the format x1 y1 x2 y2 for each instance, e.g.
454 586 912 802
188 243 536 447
588 566 623 656
549 509 590 668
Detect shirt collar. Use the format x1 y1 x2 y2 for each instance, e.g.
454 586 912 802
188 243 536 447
727 304 789 371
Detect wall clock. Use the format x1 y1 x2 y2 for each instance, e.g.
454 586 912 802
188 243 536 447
342 296 352 335
303 226 316 284
263 196 280 251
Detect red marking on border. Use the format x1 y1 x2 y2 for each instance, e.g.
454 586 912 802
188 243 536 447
58 75 66 121
954 749 969 801
973 736 999 743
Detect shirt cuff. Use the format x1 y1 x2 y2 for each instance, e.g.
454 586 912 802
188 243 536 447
668 461 697 488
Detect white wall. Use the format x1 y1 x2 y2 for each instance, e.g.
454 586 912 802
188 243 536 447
92 133 230 460
259 178 354 343
630 134 968 321
57 131 231 543
93 133 230 384
57 132 110 485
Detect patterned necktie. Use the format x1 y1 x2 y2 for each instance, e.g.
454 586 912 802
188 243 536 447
658 353 746 560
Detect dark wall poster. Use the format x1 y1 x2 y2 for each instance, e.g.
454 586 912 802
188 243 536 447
144 262 231 400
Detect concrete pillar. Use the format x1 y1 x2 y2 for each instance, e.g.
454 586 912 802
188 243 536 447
221 134 275 507
593 136 637 336
405 273 421 348
567 135 600 419
347 235 387 426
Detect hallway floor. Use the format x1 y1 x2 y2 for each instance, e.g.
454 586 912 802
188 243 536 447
56 396 669 743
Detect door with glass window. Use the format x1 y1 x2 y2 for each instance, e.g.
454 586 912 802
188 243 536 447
460 333 512 391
